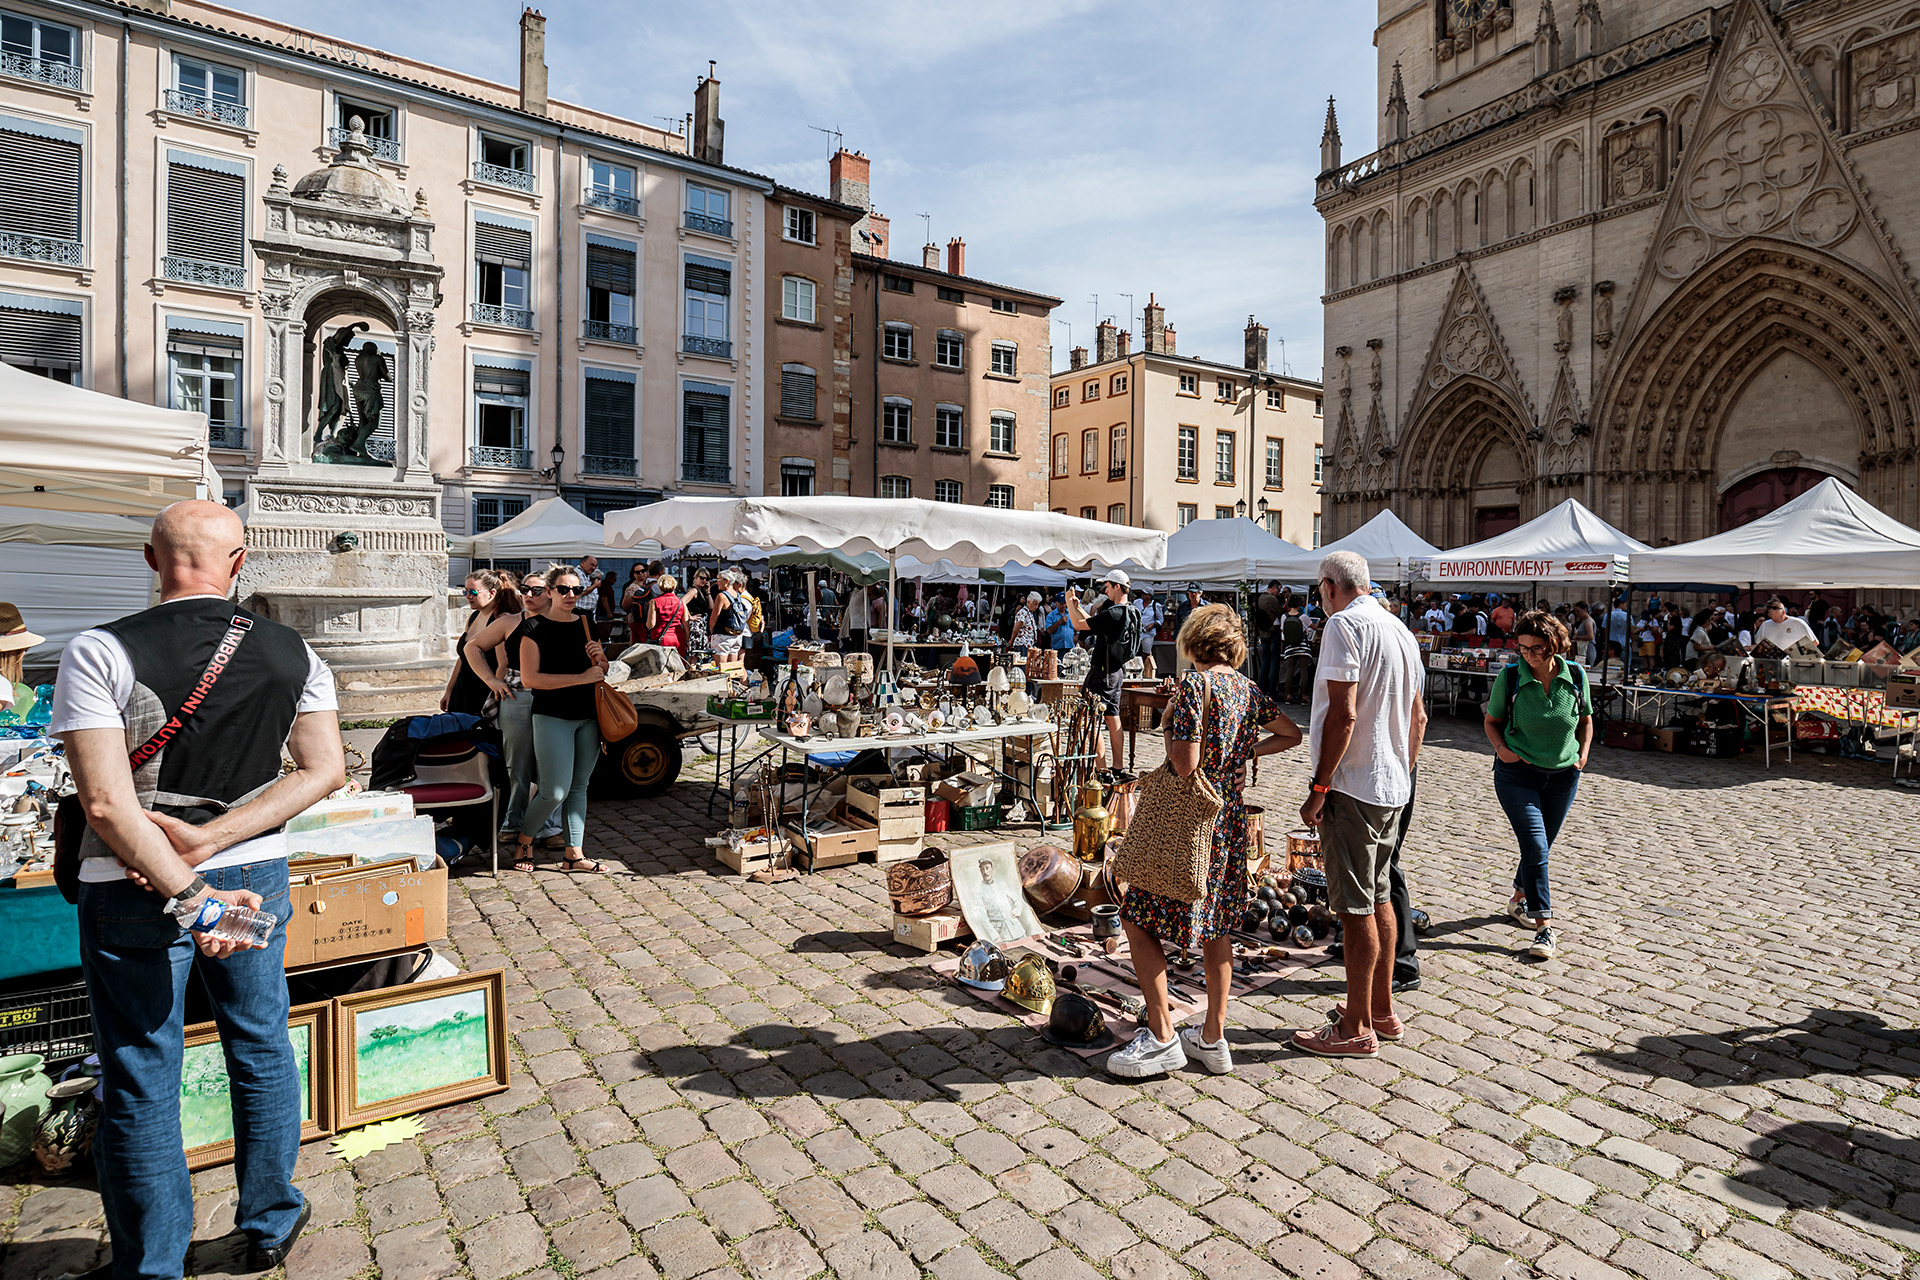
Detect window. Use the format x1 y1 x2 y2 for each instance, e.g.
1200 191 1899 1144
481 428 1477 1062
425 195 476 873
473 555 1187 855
1267 387 1284 409
170 55 246 128
1082 380 1099 401
1264 511 1282 536
682 379 731 484
1177 426 1197 480
991 298 1016 314
989 412 1015 455
1108 503 1126 524
1265 438 1283 488
1215 431 1235 483
782 275 816 324
333 97 397 160
0 115 82 264
935 404 964 449
471 362 530 467
934 329 963 369
1 12 79 89
1109 425 1126 477
582 369 636 477
780 363 816 421
1215 505 1234 520
587 158 637 216
781 458 815 496
1080 506 1096 521
1053 386 1069 407
1176 503 1197 528
1178 373 1198 395
472 214 532 328
883 322 913 361
1314 396 1323 416
1313 513 1322 548
1053 433 1068 477
988 484 1014 509
164 152 246 290
475 131 532 190
937 285 963 303
1082 429 1098 474
934 479 963 504
0 297 81 381
1217 379 1235 400
1314 443 1323 483
1110 373 1127 394
990 343 1017 377
882 397 912 443
683 255 731 357
584 236 636 344
783 205 815 244
882 272 913 293
880 475 910 500
168 327 241 448
685 182 731 237
474 493 529 535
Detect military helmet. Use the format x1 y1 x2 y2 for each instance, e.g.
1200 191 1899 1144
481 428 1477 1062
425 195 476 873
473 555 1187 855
956 939 1008 991
1040 986 1114 1049
1003 953 1057 1015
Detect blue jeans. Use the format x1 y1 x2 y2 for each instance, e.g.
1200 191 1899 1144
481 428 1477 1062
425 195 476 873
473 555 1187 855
80 860 304 1280
524 714 600 847
1492 758 1580 920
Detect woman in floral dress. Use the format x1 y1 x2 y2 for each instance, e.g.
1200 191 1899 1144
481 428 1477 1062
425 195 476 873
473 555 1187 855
1109 604 1303 1078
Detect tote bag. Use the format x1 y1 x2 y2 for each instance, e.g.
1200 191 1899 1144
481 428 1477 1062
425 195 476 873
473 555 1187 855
1110 675 1222 902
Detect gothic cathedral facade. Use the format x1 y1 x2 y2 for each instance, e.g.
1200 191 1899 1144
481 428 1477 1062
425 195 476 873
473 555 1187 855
1317 0 1920 548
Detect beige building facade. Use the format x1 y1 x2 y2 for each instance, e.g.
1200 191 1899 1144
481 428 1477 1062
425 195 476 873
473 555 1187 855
1318 0 1920 549
1048 299 1324 543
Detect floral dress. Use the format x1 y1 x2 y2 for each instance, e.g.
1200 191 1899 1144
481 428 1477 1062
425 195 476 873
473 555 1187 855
1121 670 1279 950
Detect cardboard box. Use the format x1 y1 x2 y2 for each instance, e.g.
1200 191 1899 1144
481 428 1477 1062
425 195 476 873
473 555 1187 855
1648 727 1681 753
933 771 997 809
284 857 448 968
285 815 436 866
892 906 970 953
1886 675 1920 708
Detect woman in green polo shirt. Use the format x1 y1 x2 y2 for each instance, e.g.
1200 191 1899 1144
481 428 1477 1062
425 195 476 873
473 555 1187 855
1484 610 1592 960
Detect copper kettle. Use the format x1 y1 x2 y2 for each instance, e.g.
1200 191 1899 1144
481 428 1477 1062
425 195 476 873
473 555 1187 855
1018 843 1082 916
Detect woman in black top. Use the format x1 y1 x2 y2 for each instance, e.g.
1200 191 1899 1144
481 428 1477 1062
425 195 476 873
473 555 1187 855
683 569 714 664
443 570 522 716
515 565 608 873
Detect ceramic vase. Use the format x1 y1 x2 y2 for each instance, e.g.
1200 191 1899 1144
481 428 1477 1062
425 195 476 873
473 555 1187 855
0 1053 53 1168
33 1076 99 1174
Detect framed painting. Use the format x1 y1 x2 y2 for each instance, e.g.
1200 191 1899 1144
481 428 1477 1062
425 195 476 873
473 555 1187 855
333 969 509 1130
182 1000 334 1171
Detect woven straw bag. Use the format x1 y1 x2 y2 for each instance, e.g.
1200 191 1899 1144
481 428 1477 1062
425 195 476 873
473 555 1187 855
1111 674 1222 903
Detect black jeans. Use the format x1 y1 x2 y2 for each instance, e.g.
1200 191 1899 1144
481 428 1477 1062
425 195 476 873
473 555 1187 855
1388 768 1419 982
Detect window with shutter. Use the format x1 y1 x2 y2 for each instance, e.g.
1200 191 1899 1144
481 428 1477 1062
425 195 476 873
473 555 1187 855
0 299 80 380
583 372 635 476
780 460 814 496
167 328 241 447
988 413 1015 455
585 240 635 344
0 122 81 263
682 381 730 484
780 364 816 421
473 217 533 328
683 256 730 357
471 362 530 468
165 157 245 289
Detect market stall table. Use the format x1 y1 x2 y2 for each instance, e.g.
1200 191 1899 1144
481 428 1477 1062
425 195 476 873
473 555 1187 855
701 711 778 817
1609 687 1796 768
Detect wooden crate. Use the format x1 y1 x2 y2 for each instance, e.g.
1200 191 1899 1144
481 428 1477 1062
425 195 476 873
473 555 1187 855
715 836 784 876
786 815 878 871
843 810 926 859
892 906 970 953
846 775 927 838
871 835 928 863
1005 733 1054 762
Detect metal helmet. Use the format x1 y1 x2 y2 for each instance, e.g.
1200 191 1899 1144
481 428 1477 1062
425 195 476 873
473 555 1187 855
1003 953 1057 1015
1040 986 1114 1050
956 939 1008 992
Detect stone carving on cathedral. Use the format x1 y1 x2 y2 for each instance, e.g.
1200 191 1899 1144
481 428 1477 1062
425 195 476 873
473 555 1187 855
1605 119 1665 204
1853 29 1918 132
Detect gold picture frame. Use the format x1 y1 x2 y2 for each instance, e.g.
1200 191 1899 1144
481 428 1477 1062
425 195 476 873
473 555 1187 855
332 969 509 1130
182 1000 334 1172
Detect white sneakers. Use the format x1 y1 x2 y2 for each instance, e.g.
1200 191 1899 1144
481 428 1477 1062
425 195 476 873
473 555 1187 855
1180 1027 1233 1074
1107 1028 1187 1078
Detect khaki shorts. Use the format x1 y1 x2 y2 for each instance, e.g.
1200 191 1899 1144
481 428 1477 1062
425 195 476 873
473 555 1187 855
1321 790 1404 916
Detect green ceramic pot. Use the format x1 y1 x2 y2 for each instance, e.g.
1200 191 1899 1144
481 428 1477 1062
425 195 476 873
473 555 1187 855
0 1052 52 1168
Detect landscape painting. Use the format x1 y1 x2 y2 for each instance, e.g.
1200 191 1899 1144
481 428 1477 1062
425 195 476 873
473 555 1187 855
182 1002 333 1170
334 970 508 1129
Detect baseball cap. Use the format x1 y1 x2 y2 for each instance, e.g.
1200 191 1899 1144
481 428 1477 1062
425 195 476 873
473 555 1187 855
1102 569 1130 587
1186 581 1203 593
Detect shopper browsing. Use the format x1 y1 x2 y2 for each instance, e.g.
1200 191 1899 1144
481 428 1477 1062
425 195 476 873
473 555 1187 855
708 569 752 660
515 565 608 874
1010 591 1043 652
444 569 523 716
644 574 689 659
468 572 544 842
1067 570 1140 774
1485 610 1592 960
1755 597 1818 652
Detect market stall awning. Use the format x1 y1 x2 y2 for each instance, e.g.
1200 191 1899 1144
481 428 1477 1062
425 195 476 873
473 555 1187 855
1130 517 1313 587
1268 510 1441 584
768 548 891 583
1627 477 1920 589
448 495 624 560
0 504 153 550
1414 499 1648 584
0 363 217 515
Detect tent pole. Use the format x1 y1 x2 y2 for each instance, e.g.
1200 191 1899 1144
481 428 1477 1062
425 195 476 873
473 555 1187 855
886 551 897 682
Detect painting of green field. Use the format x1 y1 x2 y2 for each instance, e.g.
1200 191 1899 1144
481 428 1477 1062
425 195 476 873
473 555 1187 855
180 1025 313 1150
353 989 489 1106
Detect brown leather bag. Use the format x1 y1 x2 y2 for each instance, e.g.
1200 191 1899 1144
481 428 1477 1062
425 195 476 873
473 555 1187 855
583 616 637 741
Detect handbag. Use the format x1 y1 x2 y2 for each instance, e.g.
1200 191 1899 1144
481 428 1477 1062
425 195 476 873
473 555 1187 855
1111 673 1222 903
583 616 638 741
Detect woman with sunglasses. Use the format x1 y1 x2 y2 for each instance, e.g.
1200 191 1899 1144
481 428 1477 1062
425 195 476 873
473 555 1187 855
516 565 608 873
466 572 545 839
682 569 714 664
442 570 523 716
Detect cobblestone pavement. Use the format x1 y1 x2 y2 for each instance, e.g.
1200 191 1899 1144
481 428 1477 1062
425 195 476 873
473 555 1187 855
8 712 1920 1280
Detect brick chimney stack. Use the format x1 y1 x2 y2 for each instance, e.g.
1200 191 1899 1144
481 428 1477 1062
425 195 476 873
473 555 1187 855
692 63 724 164
1095 319 1118 363
831 149 889 258
1142 294 1167 355
518 9 548 116
1116 330 1131 357
946 237 966 277
1244 316 1268 372
922 244 940 270
1070 347 1088 370
1164 325 1177 355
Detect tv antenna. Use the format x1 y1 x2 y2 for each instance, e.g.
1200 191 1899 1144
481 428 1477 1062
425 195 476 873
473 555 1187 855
918 213 932 245
807 124 843 157
1088 294 1098 332
1276 337 1292 376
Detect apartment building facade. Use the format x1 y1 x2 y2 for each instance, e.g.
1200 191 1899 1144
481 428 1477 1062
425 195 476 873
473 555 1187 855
763 181 859 496
0 0 772 555
1048 298 1324 543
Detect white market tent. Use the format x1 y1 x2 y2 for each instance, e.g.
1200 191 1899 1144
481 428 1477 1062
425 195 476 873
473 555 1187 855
447 495 624 561
1270 510 1440 584
1131 518 1313 588
0 363 217 515
1628 477 1920 589
1415 500 1649 585
0 506 155 663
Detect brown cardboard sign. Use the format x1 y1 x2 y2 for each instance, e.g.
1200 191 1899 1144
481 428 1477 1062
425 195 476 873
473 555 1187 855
284 857 448 968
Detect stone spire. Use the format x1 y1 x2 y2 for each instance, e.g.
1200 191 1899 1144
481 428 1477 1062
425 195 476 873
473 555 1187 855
1534 0 1562 76
1573 0 1603 60
1320 97 1341 174
1385 63 1408 144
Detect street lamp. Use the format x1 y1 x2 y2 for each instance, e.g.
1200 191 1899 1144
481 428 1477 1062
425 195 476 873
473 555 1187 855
1235 498 1247 519
1257 496 1269 519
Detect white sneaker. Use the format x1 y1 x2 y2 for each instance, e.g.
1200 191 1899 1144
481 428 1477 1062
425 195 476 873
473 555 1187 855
1529 926 1559 959
1180 1027 1233 1075
1107 1027 1187 1078
1509 897 1533 926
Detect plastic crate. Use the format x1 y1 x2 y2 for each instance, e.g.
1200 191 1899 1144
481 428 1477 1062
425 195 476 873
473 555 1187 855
705 696 772 721
0 972 92 1064
955 803 1004 831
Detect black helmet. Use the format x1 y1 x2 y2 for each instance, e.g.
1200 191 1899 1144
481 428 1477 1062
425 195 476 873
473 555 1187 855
1040 985 1114 1050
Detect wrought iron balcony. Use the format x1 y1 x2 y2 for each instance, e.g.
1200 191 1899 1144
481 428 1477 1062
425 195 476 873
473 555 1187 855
165 89 249 129
208 423 247 450
471 302 534 330
1109 465 1127 480
469 445 532 470
164 255 246 290
585 320 637 345
0 231 82 266
585 188 639 217
328 125 401 162
683 210 732 238
1 51 83 90
681 335 731 359
472 160 534 191
583 454 636 477
682 461 730 485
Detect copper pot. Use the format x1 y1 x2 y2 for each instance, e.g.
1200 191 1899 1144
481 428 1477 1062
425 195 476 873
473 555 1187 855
888 854 953 916
1018 843 1082 916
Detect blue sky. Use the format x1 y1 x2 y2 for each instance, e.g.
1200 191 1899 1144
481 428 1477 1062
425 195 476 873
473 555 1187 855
254 1 1376 383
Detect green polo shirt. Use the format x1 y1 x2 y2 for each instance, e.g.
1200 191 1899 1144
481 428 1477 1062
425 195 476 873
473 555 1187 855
1486 656 1592 769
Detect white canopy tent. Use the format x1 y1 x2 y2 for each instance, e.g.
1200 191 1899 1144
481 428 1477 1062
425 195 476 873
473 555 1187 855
1415 500 1649 586
1628 477 1920 589
1270 510 1441 584
448 495 625 561
0 506 155 664
0 363 217 515
1131 518 1314 588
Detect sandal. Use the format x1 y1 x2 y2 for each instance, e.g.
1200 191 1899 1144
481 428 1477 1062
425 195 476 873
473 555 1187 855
562 854 605 874
513 835 536 874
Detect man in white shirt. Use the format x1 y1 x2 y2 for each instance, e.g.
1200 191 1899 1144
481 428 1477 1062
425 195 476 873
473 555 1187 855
1293 550 1427 1060
1754 598 1818 652
1423 600 1451 634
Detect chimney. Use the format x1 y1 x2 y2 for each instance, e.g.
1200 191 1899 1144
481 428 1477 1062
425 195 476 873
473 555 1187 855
922 243 940 270
829 149 869 208
946 237 966 277
866 213 890 259
1095 319 1118 363
1070 346 1088 370
1244 316 1268 372
1320 96 1341 174
518 9 548 116
692 63 724 164
1142 294 1167 354
1164 325 1177 355
1116 330 1131 357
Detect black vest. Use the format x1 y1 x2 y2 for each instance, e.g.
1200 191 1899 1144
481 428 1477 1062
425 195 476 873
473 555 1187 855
82 598 313 861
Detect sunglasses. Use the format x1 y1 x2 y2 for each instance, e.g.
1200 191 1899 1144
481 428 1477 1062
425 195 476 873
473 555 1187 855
463 587 482 597
526 585 548 595
553 585 582 596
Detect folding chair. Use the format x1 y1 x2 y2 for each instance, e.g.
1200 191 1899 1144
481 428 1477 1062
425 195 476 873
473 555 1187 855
400 737 499 875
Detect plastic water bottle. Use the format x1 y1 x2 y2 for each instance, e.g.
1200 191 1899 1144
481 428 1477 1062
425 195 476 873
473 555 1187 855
186 896 275 947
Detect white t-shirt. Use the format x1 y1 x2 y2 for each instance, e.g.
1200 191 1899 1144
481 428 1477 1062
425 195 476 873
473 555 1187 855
1424 607 1450 633
1756 615 1817 652
1310 594 1425 809
51 599 337 882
